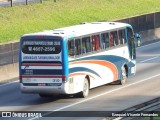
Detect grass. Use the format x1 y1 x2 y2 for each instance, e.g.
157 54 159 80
0 0 160 43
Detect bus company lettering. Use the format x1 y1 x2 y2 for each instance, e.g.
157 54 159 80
24 41 54 45
23 55 60 60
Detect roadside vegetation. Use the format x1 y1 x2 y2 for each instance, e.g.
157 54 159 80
0 0 160 43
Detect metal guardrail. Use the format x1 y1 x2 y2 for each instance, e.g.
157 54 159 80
0 0 57 7
0 42 19 66
115 12 160 33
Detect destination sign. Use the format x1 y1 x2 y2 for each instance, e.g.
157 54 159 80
22 40 61 54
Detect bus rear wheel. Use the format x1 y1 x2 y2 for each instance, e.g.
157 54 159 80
76 78 89 98
119 66 127 85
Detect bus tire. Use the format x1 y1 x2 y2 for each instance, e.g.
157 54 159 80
76 78 89 98
119 66 127 85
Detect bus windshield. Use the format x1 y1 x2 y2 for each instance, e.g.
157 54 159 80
22 39 61 54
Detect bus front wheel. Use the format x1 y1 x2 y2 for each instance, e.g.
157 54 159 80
119 66 127 85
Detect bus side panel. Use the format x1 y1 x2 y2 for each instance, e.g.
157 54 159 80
68 46 129 90
67 70 85 94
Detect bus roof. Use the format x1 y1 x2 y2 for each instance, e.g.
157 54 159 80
23 22 131 38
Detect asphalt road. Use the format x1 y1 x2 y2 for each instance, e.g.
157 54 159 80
0 41 160 120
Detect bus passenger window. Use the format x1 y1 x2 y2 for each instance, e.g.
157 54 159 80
101 33 109 49
109 32 114 47
118 29 126 44
85 37 91 53
112 31 119 46
92 36 95 51
68 39 74 56
92 35 101 51
82 37 88 54
75 39 81 55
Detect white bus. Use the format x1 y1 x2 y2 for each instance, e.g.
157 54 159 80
19 22 136 98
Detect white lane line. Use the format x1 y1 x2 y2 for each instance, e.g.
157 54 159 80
29 73 160 120
140 56 159 63
0 80 19 87
136 41 160 50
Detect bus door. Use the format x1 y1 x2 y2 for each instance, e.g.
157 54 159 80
20 36 63 87
127 27 136 75
127 27 136 60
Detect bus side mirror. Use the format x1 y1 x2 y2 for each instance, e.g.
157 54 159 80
134 33 142 47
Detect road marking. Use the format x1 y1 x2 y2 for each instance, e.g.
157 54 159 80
136 41 160 50
140 56 159 63
29 73 160 120
0 80 19 87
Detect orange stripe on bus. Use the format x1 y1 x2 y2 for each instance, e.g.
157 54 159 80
70 60 118 81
